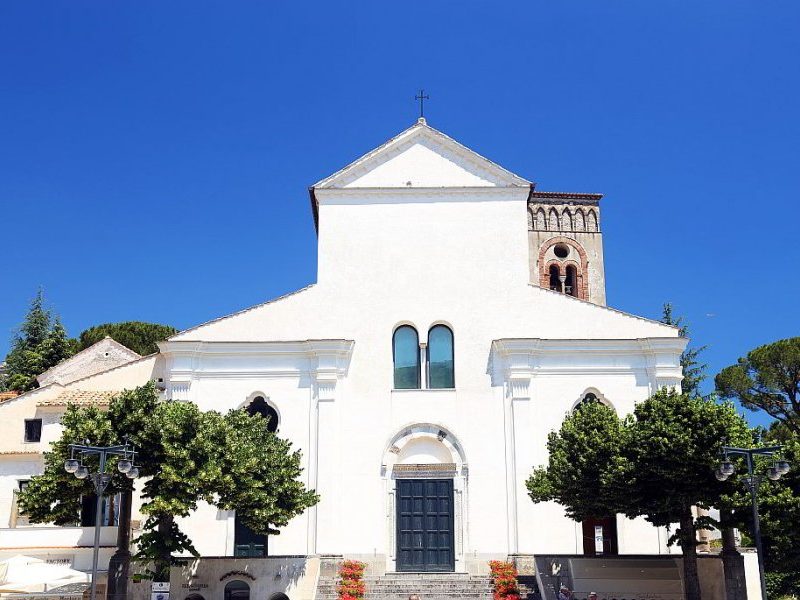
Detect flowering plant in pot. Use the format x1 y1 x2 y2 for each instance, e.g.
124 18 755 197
489 560 521 600
337 560 367 600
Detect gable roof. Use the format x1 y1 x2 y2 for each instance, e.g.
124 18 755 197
36 337 141 386
308 118 532 230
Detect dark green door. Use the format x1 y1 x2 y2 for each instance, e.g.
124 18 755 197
396 479 455 572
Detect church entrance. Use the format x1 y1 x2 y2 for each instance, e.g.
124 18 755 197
582 517 618 556
396 479 455 572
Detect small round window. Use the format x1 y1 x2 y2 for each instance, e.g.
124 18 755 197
553 243 570 259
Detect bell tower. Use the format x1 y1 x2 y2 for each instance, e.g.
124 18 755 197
528 191 606 305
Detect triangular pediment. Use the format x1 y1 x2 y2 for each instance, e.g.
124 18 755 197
313 119 530 189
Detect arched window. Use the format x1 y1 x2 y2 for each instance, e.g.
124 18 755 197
246 396 279 433
580 392 600 406
393 326 420 389
575 209 585 231
269 595 290 600
562 209 573 232
548 264 561 292
527 208 534 230
536 209 547 231
224 581 250 600
565 264 578 297
427 325 454 389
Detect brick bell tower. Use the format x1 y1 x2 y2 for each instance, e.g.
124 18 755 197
527 190 606 306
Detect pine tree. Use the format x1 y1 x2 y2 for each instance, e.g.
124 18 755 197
4 291 76 392
661 303 708 398
41 318 74 371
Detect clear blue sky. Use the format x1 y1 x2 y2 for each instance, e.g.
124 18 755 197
1 2 798 427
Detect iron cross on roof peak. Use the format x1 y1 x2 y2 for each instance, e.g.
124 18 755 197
415 89 430 119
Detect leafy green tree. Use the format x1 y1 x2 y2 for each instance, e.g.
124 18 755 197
77 322 177 356
527 400 628 521
623 390 751 600
720 422 800 599
18 383 318 580
4 291 76 392
528 389 750 600
661 303 707 398
715 337 800 436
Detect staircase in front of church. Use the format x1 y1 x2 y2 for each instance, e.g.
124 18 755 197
315 572 494 600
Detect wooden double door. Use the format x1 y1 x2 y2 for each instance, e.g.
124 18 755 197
396 479 455 572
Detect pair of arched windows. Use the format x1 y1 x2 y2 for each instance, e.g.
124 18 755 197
392 325 454 390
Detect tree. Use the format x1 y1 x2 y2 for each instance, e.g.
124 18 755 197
18 383 318 580
77 322 178 356
722 422 800 598
715 337 800 436
527 400 628 521
527 389 751 600
622 390 751 600
661 303 707 398
4 291 76 392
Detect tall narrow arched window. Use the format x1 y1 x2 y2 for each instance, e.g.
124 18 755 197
427 325 455 389
393 326 420 389
565 264 578 297
548 264 561 292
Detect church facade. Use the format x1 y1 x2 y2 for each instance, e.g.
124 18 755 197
158 118 686 574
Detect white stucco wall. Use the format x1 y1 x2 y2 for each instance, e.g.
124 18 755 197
162 125 683 572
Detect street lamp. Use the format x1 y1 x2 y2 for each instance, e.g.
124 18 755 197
65 441 139 600
715 445 790 600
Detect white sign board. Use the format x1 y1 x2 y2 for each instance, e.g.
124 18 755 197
594 525 604 554
152 593 170 600
152 583 170 592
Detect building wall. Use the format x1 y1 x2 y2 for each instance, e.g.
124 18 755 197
166 185 682 572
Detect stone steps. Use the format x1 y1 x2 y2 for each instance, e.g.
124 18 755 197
316 573 494 600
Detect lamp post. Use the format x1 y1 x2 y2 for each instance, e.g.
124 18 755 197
714 445 790 600
65 441 140 600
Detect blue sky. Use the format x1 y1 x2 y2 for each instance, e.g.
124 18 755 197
1 2 798 427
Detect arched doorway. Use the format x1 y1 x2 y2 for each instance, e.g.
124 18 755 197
381 424 468 573
268 594 290 600
224 580 250 600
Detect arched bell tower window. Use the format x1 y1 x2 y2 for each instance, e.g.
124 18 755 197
548 264 561 292
393 326 420 389
565 264 578 297
246 396 279 433
427 325 454 389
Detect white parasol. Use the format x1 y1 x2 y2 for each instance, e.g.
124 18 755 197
0 555 89 593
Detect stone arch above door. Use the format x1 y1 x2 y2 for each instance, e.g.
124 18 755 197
380 423 467 476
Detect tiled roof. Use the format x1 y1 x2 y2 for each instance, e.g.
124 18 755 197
0 391 20 403
37 390 118 407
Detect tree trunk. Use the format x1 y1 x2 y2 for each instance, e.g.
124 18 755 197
680 509 702 600
720 515 746 600
155 514 173 583
107 488 133 600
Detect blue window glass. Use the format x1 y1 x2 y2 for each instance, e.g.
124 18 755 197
427 325 454 389
393 326 420 389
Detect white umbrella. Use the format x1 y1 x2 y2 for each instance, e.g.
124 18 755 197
0 555 89 593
